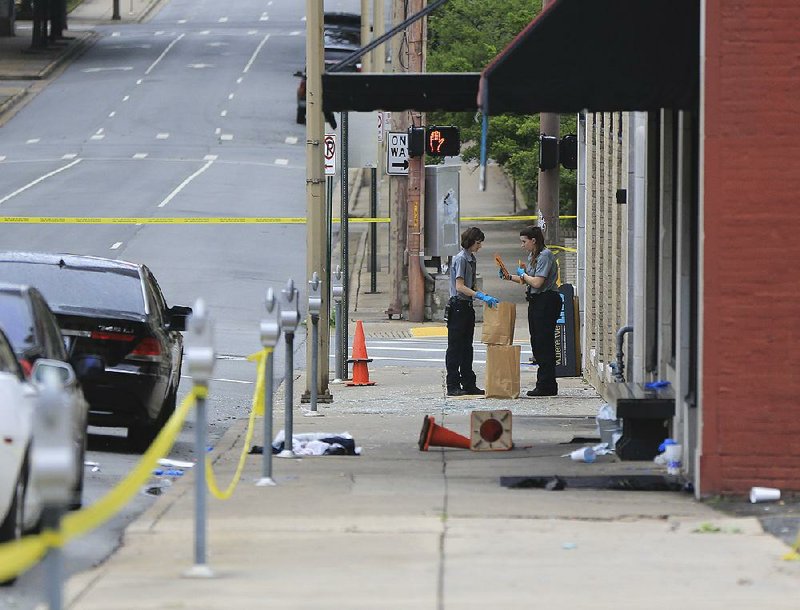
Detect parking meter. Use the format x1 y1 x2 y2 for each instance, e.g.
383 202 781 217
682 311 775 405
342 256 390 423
278 279 300 457
186 298 215 388
332 266 344 304
308 272 322 319
279 279 301 334
31 362 76 507
258 288 281 484
260 288 281 350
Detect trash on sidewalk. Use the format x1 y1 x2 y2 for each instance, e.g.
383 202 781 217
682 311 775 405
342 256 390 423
595 403 621 449
158 458 195 468
84 460 100 472
569 447 596 463
750 486 781 503
152 469 185 477
250 430 361 456
142 477 172 497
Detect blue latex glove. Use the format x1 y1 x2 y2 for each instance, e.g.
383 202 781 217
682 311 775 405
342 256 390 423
516 266 526 278
497 269 506 279
475 292 500 308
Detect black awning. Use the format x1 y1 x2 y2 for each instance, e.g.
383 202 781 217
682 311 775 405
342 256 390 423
322 73 480 113
479 0 699 114
322 0 698 115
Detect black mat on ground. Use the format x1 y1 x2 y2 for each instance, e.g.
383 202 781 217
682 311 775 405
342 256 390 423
500 475 684 492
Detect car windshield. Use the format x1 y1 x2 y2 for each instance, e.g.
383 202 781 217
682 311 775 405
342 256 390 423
0 293 34 352
0 262 145 315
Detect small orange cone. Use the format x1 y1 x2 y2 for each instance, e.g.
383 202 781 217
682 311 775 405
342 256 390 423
347 320 376 386
418 415 471 451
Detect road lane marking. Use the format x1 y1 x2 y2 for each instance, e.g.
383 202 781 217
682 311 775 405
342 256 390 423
62 153 77 159
274 159 288 166
218 17 228 23
199 30 210 35
180 375 252 385
82 67 134 73
90 134 105 140
236 77 243 84
0 159 82 206
123 95 130 101
290 31 301 36
220 110 227 116
144 33 185 75
285 136 298 144
220 134 233 141
0 156 6 161
228 93 235 100
136 79 143 85
215 127 221 135
26 139 40 144
157 159 215 208
110 241 122 250
156 133 170 139
178 19 186 24
109 111 116 117
260 13 268 21
242 33 270 73
203 155 218 161
133 153 148 159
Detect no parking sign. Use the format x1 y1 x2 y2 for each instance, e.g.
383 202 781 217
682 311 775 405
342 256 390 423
324 134 336 176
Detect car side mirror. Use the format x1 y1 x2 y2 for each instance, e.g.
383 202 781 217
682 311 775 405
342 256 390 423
30 359 77 387
294 70 304 78
166 305 193 332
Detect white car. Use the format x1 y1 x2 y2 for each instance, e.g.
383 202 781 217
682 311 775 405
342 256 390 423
0 328 89 549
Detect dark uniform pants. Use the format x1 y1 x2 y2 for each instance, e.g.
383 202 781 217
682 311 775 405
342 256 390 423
445 298 476 391
527 290 562 392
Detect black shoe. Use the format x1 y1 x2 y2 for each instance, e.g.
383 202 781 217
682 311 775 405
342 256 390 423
463 387 485 395
526 387 558 397
447 388 467 396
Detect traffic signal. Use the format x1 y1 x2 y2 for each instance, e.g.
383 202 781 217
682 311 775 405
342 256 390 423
560 134 578 170
408 126 425 158
425 126 460 157
539 135 558 170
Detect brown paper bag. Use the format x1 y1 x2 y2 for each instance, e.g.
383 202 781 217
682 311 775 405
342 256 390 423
481 302 517 345
485 345 521 399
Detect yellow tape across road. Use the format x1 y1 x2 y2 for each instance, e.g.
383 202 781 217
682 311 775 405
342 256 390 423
0 215 577 225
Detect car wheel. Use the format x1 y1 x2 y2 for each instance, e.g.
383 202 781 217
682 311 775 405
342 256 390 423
296 106 306 124
0 459 27 586
128 386 177 453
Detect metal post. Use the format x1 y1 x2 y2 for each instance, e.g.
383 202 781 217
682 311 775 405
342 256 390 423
30 362 79 609
257 288 281 486
332 266 344 382
369 166 378 294
183 299 216 579
112 0 120 20
305 272 323 417
43 508 63 610
326 175 334 309
340 112 350 380
278 279 301 457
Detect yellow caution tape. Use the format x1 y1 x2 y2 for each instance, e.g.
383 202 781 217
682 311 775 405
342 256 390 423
0 387 202 582
204 349 270 500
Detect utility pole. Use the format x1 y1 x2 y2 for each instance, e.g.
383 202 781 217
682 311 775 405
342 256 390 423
537 0 560 246
305 0 331 402
387 0 408 319
405 0 426 322
360 0 372 72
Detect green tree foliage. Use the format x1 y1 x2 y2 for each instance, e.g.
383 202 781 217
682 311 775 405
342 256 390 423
427 0 576 218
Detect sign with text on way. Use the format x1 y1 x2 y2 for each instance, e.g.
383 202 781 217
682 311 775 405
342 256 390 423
324 134 336 176
386 131 409 175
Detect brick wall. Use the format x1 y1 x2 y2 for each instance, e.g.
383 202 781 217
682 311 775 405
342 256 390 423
584 113 629 388
701 0 800 494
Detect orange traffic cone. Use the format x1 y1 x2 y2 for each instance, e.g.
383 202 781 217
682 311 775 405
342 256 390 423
347 320 376 386
418 415 471 451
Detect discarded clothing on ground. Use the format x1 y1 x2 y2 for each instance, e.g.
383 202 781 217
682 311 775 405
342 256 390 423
250 430 361 456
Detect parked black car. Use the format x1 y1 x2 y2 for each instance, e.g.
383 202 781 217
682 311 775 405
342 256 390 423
0 283 97 506
296 12 362 124
0 253 192 450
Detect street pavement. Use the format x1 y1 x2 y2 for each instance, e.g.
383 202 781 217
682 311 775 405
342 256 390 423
0 2 798 608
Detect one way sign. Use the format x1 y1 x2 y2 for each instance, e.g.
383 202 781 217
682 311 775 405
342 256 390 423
386 132 410 175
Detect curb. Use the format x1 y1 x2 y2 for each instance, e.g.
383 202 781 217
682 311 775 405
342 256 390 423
38 31 100 80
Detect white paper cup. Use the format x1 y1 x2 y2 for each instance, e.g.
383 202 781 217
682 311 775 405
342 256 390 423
570 447 596 463
750 487 781 503
665 444 683 475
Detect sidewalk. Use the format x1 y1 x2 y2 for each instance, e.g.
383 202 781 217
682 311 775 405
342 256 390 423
0 0 162 120
0 14 797 607
63 165 799 608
